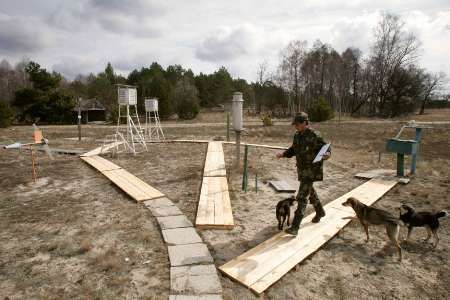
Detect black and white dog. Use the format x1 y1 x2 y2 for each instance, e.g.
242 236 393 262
276 196 296 230
399 204 448 248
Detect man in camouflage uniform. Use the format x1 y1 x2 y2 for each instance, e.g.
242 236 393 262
276 112 330 236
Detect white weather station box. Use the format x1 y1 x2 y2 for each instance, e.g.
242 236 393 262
145 98 159 112
118 86 137 105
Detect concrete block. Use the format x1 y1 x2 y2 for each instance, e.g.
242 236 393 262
171 264 222 295
157 215 193 230
143 197 174 209
151 205 183 217
168 243 213 267
162 227 202 245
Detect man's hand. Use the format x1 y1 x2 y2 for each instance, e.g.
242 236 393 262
276 153 284 159
322 152 331 160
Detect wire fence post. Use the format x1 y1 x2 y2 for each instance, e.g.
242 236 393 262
242 144 249 191
77 97 82 142
226 112 230 141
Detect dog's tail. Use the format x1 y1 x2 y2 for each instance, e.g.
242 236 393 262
435 210 448 219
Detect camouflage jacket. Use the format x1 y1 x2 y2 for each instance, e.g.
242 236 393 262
283 127 329 182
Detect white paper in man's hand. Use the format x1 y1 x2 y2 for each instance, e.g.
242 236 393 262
313 143 331 163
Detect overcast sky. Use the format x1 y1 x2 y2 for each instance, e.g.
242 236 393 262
1 0 449 85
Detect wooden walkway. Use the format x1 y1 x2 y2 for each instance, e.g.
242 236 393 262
219 176 399 294
159 139 290 151
203 142 227 177
195 142 234 229
81 155 164 202
80 152 223 298
80 141 124 157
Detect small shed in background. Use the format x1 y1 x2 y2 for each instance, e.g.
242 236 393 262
73 98 106 123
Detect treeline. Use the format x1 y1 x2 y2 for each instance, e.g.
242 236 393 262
0 59 267 125
275 13 447 117
0 13 447 127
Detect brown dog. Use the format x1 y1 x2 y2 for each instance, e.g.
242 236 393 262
342 197 402 261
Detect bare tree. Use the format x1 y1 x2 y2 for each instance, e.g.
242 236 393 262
341 47 362 114
279 40 308 112
0 59 31 104
419 72 447 114
256 60 268 85
368 13 421 115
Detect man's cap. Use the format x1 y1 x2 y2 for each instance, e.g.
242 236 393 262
292 112 309 124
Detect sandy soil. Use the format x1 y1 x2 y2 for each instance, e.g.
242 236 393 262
0 110 449 299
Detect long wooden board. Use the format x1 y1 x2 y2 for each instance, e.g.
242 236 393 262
268 180 297 192
81 155 165 202
219 176 398 294
81 155 122 172
203 149 226 177
196 176 234 229
102 168 165 202
222 141 289 150
207 141 224 152
149 139 289 151
81 141 124 157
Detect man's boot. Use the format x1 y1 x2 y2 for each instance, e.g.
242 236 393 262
312 202 326 223
285 212 303 236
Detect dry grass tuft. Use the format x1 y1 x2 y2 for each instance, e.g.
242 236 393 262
78 239 93 254
92 248 122 273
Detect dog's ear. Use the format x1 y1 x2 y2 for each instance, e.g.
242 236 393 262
401 204 413 212
347 197 357 205
342 198 351 206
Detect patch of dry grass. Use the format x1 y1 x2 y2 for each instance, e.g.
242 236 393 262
91 247 122 273
78 238 93 254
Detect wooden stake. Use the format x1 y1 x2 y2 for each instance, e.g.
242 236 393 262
30 146 37 182
77 97 82 142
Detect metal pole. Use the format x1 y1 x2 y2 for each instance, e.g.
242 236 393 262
77 97 82 142
397 153 404 177
226 112 230 142
338 97 341 123
126 104 130 140
410 128 422 174
235 131 241 168
242 144 248 191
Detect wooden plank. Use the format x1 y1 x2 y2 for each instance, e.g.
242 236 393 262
355 169 411 184
102 169 148 201
222 141 288 150
81 141 124 157
172 139 211 144
203 150 226 177
207 141 223 152
268 180 297 192
114 169 165 201
81 155 122 172
102 168 165 202
196 177 233 229
219 177 398 294
37 147 85 155
196 178 210 226
354 169 396 179
221 176 234 227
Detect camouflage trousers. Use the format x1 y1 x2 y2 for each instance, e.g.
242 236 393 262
294 180 322 219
